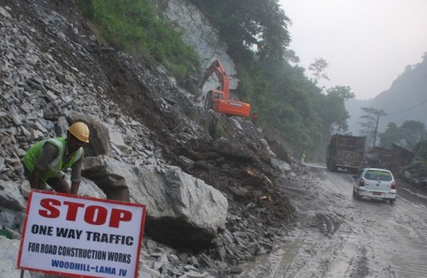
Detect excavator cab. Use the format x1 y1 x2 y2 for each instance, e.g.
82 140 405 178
205 89 225 110
213 91 224 99
204 89 250 117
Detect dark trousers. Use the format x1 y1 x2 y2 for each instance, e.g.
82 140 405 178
23 165 68 193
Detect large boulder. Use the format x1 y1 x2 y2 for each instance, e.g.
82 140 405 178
82 156 228 250
133 165 228 250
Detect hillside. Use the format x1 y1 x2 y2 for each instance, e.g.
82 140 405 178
0 1 306 277
346 55 427 134
372 55 427 131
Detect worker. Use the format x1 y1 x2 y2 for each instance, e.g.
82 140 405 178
22 122 90 195
251 113 259 125
301 151 306 163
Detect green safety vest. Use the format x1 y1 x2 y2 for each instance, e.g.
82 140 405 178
23 137 84 182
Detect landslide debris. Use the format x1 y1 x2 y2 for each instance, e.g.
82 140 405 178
0 1 302 277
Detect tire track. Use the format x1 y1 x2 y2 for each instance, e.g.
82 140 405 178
235 170 427 278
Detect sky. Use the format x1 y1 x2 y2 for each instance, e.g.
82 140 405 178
278 0 427 100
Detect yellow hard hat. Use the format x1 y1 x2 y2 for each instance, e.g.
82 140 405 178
68 122 90 143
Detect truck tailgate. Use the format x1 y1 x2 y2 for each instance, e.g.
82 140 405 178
336 150 364 166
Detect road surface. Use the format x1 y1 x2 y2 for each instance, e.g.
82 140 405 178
238 166 427 278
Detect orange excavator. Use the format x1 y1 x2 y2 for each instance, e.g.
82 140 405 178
198 60 251 117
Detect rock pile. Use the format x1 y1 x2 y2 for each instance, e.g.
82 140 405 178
0 2 298 278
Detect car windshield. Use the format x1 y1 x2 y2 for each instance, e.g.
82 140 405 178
364 170 392 181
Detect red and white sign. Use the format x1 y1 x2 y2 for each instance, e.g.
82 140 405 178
18 190 146 278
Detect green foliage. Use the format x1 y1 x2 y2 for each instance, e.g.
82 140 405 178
0 228 12 239
309 58 329 84
379 122 401 148
74 0 199 80
315 86 354 133
326 85 355 100
190 0 291 61
379 121 427 150
246 59 332 160
214 121 226 139
74 0 355 162
400 120 427 149
230 54 344 160
414 137 427 167
414 138 427 160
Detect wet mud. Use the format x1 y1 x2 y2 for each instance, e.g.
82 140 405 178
238 167 427 278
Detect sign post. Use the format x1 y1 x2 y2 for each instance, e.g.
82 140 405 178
17 190 146 278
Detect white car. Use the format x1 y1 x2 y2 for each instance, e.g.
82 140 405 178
352 168 397 204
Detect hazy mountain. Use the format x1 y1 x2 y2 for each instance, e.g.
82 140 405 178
346 54 427 134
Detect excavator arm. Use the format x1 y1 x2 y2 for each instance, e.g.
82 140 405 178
198 60 230 97
198 60 251 118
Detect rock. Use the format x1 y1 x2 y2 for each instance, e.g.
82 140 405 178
0 238 23 278
132 165 228 249
0 1 298 276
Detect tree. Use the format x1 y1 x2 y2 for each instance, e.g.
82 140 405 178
379 122 401 148
414 138 427 161
326 85 355 100
283 49 300 64
316 86 355 133
358 107 386 148
187 0 354 161
400 120 427 149
378 120 426 150
190 0 291 61
308 58 329 84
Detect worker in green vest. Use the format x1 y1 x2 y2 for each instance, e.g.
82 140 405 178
23 122 90 195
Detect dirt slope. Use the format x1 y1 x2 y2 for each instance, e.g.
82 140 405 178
1 0 297 248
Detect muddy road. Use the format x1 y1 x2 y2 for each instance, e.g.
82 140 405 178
238 166 427 278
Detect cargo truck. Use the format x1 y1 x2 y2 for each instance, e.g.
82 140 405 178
326 134 366 173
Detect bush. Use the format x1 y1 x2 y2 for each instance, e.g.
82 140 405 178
74 0 199 80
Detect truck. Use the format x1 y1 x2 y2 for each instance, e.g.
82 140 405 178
326 134 366 173
198 60 251 118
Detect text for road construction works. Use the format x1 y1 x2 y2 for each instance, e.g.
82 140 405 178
18 190 146 278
